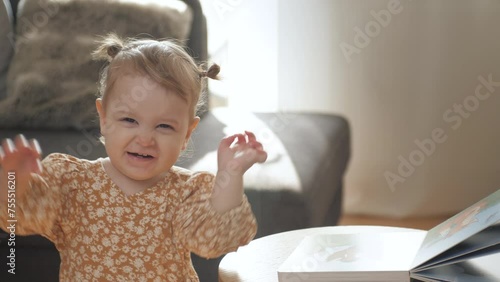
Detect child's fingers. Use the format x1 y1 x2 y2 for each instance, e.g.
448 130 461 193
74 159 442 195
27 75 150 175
1 138 15 154
29 139 43 173
249 141 264 151
219 135 238 150
32 158 43 174
0 136 43 174
235 134 246 145
15 134 29 146
0 145 5 160
245 131 257 143
255 149 268 163
245 131 265 151
14 135 40 159
29 138 42 158
15 134 30 152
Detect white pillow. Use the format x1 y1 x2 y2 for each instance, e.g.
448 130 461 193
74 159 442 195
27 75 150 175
0 0 14 100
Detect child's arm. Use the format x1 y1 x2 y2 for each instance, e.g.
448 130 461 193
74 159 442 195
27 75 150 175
210 131 267 213
0 135 43 204
173 132 265 257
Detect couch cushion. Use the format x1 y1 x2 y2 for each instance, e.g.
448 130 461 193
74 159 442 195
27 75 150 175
0 0 192 130
0 0 14 100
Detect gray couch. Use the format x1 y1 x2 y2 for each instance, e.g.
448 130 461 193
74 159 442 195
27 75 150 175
0 0 350 281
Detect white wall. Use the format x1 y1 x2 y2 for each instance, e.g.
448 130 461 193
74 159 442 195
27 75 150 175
202 0 500 217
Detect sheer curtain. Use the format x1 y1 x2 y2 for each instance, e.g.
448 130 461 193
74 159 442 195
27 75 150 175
201 0 500 217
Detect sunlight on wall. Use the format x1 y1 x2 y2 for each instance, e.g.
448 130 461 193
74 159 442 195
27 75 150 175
200 0 279 111
200 0 342 113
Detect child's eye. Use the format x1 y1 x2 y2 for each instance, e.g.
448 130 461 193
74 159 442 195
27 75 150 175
157 124 173 130
121 117 137 124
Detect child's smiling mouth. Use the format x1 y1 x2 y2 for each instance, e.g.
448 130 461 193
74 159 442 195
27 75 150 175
127 152 154 159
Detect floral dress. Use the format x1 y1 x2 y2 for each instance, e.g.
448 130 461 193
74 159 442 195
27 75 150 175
0 153 257 281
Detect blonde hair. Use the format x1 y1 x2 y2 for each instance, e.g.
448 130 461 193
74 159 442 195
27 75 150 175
92 33 219 119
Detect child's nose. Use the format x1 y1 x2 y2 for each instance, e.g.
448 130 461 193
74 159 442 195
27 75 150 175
136 128 155 146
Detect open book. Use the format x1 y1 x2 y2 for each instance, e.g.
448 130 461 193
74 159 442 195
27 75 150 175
278 189 500 282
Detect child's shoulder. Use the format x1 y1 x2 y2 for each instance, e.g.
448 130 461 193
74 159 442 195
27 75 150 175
170 165 193 176
43 152 76 161
169 166 215 182
41 153 99 171
43 153 86 163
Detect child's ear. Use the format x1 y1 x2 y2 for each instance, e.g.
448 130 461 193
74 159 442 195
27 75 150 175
96 98 107 135
183 116 200 150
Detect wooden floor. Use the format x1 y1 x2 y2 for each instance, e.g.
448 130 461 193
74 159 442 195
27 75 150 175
338 214 452 231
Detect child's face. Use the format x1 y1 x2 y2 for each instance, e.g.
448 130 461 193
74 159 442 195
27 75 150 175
96 71 199 184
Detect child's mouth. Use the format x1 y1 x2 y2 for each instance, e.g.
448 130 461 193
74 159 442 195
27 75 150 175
127 152 154 159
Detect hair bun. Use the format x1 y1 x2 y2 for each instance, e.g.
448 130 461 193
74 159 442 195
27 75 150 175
201 63 220 80
107 44 122 59
92 33 124 62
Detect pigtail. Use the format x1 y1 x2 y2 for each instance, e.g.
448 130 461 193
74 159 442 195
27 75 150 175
92 33 124 62
200 63 220 80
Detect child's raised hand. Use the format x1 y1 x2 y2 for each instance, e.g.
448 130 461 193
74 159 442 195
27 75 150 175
0 134 43 176
217 131 267 175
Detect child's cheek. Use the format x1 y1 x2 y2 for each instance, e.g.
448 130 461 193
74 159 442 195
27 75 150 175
104 122 116 136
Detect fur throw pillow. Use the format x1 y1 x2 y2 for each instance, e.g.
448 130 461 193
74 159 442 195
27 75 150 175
0 0 192 129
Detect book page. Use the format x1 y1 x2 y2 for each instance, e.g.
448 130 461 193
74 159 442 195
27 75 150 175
415 224 500 271
278 231 426 281
411 189 500 269
411 252 500 282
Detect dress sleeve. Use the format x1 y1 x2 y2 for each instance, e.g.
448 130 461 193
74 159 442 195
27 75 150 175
172 171 257 259
0 153 66 242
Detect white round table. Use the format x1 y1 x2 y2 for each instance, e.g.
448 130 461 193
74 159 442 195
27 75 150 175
218 225 424 282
